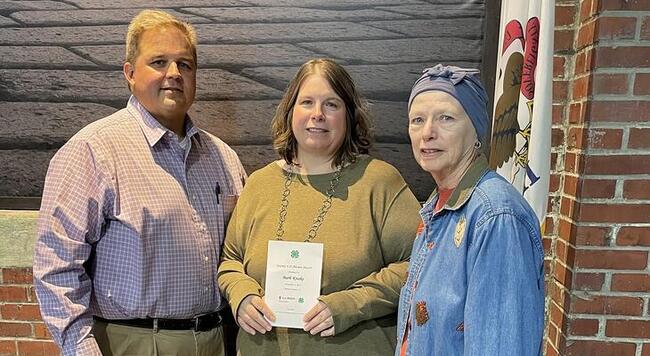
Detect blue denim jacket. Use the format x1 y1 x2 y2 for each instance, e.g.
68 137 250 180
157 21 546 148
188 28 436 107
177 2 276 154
396 156 544 356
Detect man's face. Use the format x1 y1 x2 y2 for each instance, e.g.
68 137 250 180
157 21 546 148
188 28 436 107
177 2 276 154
123 25 196 126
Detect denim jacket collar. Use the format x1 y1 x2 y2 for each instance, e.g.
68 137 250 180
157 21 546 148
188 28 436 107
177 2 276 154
422 155 489 215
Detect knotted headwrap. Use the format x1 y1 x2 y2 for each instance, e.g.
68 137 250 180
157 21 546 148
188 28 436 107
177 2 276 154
408 64 489 146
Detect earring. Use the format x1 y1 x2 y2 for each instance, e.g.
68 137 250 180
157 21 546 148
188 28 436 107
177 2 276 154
474 141 482 150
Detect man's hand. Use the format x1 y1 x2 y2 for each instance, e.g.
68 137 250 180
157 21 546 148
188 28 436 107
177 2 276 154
303 301 335 337
237 295 275 335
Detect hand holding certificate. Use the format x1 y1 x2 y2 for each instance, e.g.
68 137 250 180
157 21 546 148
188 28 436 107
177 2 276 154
303 301 335 336
264 240 324 329
236 295 275 335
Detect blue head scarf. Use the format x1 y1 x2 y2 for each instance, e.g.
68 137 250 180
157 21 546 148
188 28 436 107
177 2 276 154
408 64 489 146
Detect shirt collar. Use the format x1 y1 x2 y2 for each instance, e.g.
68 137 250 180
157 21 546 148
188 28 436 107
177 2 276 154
423 154 490 213
127 95 200 147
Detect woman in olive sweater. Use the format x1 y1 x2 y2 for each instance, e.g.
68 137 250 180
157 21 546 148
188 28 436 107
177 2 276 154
217 59 421 355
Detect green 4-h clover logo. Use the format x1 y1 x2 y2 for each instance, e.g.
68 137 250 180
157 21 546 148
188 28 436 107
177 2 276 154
290 250 300 258
298 297 304 304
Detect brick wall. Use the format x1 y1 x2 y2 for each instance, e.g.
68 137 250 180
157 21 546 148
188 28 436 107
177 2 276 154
0 268 57 355
546 0 650 355
545 1 577 353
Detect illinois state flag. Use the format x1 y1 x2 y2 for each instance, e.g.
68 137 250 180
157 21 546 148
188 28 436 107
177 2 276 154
490 0 555 228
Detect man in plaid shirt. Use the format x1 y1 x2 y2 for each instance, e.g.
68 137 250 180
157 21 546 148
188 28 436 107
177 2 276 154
33 9 245 356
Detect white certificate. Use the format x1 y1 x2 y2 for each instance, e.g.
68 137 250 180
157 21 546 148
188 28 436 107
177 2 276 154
264 240 323 329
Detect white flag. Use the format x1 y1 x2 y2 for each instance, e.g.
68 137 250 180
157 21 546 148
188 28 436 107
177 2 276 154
490 0 555 228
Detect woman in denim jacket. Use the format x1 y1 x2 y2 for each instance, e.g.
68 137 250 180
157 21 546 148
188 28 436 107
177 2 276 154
396 64 545 356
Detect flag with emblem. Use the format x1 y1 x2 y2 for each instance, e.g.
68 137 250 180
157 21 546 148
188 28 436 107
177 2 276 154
489 0 555 230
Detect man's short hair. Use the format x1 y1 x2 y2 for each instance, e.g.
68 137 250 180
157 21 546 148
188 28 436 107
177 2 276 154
125 9 198 65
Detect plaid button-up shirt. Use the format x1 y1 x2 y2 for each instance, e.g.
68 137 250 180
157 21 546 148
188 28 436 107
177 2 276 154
33 96 246 355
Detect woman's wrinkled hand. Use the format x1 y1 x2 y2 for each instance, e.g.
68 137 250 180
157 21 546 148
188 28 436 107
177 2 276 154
303 301 335 337
237 295 276 335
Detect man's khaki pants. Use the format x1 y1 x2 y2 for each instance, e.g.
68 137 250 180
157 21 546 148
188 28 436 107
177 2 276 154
93 319 225 356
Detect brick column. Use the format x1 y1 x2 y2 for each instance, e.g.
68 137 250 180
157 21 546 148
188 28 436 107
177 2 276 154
547 0 650 355
0 268 57 354
545 1 578 354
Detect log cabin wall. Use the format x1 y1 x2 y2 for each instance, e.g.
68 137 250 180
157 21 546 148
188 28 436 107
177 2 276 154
0 0 489 207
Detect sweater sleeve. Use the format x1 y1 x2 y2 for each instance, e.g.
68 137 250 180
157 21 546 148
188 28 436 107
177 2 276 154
319 180 421 334
217 187 264 319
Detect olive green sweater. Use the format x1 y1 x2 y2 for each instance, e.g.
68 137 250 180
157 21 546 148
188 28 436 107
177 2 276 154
218 156 421 356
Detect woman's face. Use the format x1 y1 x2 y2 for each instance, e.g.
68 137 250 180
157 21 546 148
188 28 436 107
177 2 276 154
291 74 347 162
408 90 478 184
